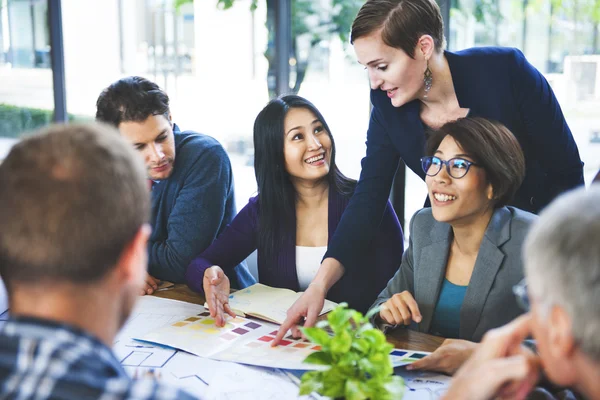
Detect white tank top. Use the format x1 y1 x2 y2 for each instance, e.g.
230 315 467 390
295 246 328 291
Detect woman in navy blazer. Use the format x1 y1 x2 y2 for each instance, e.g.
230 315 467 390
186 95 403 328
279 0 584 337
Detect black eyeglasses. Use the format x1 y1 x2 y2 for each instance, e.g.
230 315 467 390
512 279 530 311
420 156 480 179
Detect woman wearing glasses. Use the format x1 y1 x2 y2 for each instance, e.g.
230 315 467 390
278 0 583 341
367 117 537 374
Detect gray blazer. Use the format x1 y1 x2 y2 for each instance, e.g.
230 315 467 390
370 206 537 342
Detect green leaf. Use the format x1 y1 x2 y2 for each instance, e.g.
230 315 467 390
357 357 377 377
345 379 370 400
367 353 393 378
357 321 375 335
321 366 347 398
299 370 324 395
361 328 387 348
330 329 352 355
328 307 354 332
301 327 331 346
351 337 369 355
303 351 333 366
216 0 235 10
174 0 193 11
337 351 361 369
383 376 405 397
365 377 393 400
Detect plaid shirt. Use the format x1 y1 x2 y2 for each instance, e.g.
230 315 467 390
0 317 198 400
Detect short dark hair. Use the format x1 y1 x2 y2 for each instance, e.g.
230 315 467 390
0 123 149 290
96 76 170 127
426 117 525 208
350 0 445 58
253 95 355 265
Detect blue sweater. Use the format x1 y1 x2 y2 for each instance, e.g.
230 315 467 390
326 47 584 274
149 125 254 286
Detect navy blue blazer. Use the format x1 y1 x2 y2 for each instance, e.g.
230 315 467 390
325 47 584 273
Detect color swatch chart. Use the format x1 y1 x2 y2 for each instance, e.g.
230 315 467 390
389 349 431 367
138 310 327 370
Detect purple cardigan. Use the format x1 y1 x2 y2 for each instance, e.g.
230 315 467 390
185 186 404 312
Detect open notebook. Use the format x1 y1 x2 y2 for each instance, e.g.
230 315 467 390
204 283 337 325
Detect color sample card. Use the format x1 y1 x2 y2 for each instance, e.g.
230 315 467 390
137 310 326 370
138 308 431 371
389 349 431 367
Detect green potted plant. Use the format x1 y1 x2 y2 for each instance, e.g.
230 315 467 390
299 303 404 400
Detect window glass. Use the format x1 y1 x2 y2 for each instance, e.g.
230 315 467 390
61 0 271 210
450 0 600 186
0 0 54 161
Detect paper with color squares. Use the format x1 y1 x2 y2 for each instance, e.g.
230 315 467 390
137 310 328 370
137 309 427 371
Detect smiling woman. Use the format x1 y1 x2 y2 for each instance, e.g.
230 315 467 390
283 108 332 186
185 95 404 332
366 117 535 375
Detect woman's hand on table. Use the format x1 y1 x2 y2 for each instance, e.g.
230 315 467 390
272 282 326 346
203 265 235 327
380 291 422 326
408 339 478 375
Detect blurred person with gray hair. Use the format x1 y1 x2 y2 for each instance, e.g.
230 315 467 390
443 185 600 400
0 123 197 399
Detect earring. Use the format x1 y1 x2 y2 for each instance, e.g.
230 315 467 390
423 61 433 99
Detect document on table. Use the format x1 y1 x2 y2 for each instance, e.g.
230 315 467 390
205 362 317 400
396 368 452 399
136 307 433 372
116 295 204 342
114 296 216 397
137 309 327 371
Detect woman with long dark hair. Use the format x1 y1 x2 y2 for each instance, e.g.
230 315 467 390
185 95 403 327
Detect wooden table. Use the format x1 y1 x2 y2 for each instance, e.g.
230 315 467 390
153 284 445 352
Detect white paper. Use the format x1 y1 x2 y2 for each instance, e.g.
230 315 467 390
116 296 204 342
396 368 452 399
114 296 218 397
205 362 314 400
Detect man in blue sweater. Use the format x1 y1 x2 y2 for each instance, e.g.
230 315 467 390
96 77 254 294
